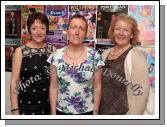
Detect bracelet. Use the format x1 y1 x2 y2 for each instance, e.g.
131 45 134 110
11 108 19 112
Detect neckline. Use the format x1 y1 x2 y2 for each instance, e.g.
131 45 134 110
24 44 47 49
107 46 133 61
62 46 89 67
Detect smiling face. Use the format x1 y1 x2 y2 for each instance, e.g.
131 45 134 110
114 20 133 47
30 20 47 44
67 18 87 46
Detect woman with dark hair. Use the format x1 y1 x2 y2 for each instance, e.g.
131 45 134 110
10 12 55 115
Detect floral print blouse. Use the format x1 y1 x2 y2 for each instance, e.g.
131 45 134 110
47 46 105 114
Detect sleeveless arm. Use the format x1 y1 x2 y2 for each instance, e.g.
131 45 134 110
10 47 22 115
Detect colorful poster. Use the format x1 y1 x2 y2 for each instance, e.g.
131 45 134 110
146 45 155 88
44 5 68 49
128 5 155 45
46 30 67 49
21 5 44 44
69 5 96 41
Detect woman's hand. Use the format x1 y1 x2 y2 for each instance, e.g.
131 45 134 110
93 110 98 115
11 110 20 115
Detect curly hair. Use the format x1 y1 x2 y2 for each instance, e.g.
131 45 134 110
108 13 139 45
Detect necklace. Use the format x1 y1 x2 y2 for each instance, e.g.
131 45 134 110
110 46 130 57
39 42 45 48
110 48 125 56
65 47 85 65
28 42 45 48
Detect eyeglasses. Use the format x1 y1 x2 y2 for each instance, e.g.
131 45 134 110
69 26 86 32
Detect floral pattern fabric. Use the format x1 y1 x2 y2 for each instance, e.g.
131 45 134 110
47 46 104 114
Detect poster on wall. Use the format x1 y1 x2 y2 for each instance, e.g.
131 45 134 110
5 5 21 72
95 5 128 52
129 5 155 88
96 5 128 40
45 5 68 49
146 45 155 88
5 5 21 39
128 5 155 46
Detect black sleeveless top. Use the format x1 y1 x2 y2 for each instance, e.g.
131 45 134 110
99 47 132 115
18 44 53 115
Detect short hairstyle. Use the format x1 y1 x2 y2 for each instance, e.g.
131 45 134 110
68 14 88 32
27 12 49 34
108 13 139 45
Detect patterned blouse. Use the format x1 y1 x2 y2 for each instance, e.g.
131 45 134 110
47 46 105 114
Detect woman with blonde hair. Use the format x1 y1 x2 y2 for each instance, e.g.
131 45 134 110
99 14 150 115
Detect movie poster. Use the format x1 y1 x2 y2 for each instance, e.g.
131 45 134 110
96 5 128 41
69 5 96 41
21 5 44 45
44 5 68 49
5 5 21 38
128 5 155 45
5 5 21 72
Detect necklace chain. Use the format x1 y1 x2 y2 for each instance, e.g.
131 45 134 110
65 47 84 65
110 47 128 56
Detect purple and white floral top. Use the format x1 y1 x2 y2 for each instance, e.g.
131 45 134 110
47 46 105 114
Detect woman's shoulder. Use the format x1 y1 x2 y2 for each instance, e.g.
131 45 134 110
101 48 113 60
14 45 26 55
46 44 56 52
87 46 95 51
14 46 22 53
12 46 23 59
87 47 101 57
130 47 147 57
102 48 113 54
19 45 27 50
57 46 66 52
52 46 66 57
128 47 148 63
